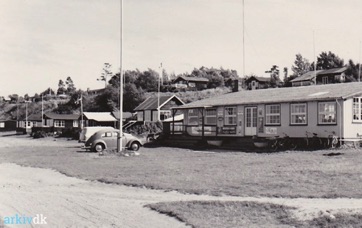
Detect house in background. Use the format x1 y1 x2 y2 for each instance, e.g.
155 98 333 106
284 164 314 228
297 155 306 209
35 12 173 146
80 112 118 128
17 113 43 134
291 67 347 87
134 95 185 122
43 113 80 132
244 76 271 90
172 76 209 90
0 119 16 132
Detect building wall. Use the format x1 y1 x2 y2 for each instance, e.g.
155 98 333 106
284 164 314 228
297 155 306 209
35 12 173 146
343 98 362 139
183 99 343 139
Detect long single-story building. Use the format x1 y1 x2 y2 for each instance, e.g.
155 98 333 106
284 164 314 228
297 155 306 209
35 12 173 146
170 82 362 141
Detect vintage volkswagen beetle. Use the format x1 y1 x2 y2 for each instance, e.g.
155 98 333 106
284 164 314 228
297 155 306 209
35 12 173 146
84 129 143 152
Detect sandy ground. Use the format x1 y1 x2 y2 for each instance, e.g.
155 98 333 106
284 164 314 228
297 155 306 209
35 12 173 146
1 133 362 227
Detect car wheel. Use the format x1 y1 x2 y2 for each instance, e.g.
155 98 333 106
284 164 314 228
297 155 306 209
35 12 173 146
94 143 104 152
130 142 140 151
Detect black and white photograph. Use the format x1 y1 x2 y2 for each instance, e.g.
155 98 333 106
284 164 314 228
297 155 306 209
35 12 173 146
1 0 362 227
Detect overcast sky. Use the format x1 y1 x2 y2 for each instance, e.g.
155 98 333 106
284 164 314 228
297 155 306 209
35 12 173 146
1 0 362 96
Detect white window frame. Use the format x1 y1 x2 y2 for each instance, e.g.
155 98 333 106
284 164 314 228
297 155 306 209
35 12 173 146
188 109 199 125
54 120 65 127
265 104 281 125
0 122 4 128
290 103 307 125
73 120 79 127
353 97 362 122
224 107 237 125
318 102 337 124
205 109 217 125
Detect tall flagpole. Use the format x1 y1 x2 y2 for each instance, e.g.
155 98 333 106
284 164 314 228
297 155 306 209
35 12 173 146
118 0 124 152
158 63 162 121
41 94 44 127
313 30 317 85
359 41 361 82
242 0 245 78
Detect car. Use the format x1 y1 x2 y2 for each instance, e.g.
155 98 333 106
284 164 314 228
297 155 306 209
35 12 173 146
83 129 144 152
79 126 115 143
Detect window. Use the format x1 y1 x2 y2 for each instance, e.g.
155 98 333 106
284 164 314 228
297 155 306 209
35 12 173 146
205 109 217 125
101 132 113 137
290 103 307 125
265 104 280 125
353 97 362 122
73 120 79 127
54 120 65 127
188 109 199 125
224 107 236 125
318 102 336 124
0 122 4 128
322 76 328 84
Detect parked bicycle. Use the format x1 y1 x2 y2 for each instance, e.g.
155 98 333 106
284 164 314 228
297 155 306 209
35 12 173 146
305 131 323 150
269 133 297 151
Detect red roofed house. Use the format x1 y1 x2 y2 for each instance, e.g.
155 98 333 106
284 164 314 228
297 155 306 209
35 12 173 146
134 95 184 122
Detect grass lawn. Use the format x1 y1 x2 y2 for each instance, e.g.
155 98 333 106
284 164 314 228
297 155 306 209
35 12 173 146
147 201 362 228
1 135 362 198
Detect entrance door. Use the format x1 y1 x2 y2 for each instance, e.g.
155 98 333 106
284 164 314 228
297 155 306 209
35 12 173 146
245 107 257 136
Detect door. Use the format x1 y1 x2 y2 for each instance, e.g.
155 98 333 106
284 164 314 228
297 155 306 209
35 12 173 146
245 107 257 136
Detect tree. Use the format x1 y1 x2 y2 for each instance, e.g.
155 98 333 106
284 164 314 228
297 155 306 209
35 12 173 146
57 80 66 95
316 51 344 70
8 94 19 103
291 54 311 77
345 59 360 82
123 83 145 112
65 76 76 94
98 63 113 88
265 65 280 87
135 69 159 92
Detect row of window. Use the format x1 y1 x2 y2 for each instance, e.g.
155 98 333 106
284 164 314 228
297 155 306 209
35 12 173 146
265 102 336 125
188 101 338 126
54 120 79 128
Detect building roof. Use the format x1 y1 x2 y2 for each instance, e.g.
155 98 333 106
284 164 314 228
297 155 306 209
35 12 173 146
318 67 348 75
291 67 347 83
134 95 184 111
175 82 362 109
175 76 209 83
44 113 80 120
82 112 117 122
245 76 271 83
112 111 133 120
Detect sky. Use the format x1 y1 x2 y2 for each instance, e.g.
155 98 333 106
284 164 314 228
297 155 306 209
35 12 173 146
1 0 362 96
